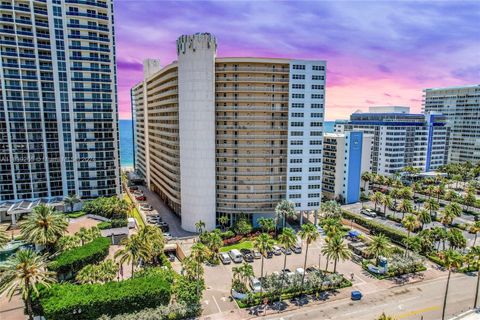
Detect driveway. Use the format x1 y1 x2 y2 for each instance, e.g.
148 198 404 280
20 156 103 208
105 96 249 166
135 185 195 238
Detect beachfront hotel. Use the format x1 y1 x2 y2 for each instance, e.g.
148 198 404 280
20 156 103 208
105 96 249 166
132 33 326 232
423 85 480 164
0 0 121 208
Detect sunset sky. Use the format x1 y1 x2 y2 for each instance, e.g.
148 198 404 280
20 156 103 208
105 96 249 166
114 0 480 120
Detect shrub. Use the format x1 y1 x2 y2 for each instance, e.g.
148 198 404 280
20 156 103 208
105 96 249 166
83 196 129 219
35 268 172 320
98 219 128 230
223 235 243 245
66 211 86 218
220 230 235 239
48 237 110 278
342 210 408 245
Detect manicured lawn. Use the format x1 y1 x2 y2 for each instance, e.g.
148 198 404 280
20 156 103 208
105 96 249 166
220 240 253 252
123 194 145 228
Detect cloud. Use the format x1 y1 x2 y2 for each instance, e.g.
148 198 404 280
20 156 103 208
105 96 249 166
451 66 480 82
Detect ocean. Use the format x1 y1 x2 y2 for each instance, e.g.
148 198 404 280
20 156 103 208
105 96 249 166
119 119 134 168
118 120 336 168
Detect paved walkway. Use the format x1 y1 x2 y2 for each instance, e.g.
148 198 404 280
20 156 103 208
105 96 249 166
135 185 195 238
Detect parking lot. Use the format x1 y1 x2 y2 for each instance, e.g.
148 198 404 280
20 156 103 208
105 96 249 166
342 201 476 246
201 233 385 316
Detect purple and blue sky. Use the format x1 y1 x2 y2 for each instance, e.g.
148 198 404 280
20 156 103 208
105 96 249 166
114 0 480 120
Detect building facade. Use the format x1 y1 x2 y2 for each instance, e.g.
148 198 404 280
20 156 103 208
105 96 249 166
423 85 480 164
322 132 372 204
132 33 326 232
335 107 448 176
0 0 121 203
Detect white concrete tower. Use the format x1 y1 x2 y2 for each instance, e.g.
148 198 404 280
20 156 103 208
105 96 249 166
177 33 217 232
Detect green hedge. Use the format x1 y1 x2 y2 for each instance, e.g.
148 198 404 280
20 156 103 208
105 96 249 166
342 210 408 245
36 269 172 320
49 237 110 278
98 219 128 230
66 211 86 218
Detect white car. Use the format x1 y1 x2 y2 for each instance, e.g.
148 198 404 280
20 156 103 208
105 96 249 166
361 209 377 218
295 267 305 276
249 277 262 293
272 245 282 255
141 204 153 211
220 252 231 265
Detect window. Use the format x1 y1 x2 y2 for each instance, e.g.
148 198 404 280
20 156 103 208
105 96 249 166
290 149 303 154
292 93 304 99
308 202 320 207
309 167 322 172
311 113 323 118
309 158 322 163
289 176 301 181
308 193 320 198
292 84 305 89
311 103 323 108
291 131 303 136
310 131 322 136
312 75 324 80
310 140 322 145
311 94 323 99
309 149 322 154
292 64 305 70
311 85 324 90
291 112 304 118
289 194 301 199
289 185 302 190
312 65 325 71
308 184 321 188
290 168 302 172
290 140 303 145
292 74 305 80
311 122 322 127
308 176 321 181
292 103 304 108
291 122 304 127
290 159 303 163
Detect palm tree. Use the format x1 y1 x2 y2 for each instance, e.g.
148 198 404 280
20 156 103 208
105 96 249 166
446 202 462 217
470 222 480 247
370 192 383 212
390 188 401 207
253 233 274 296
218 215 229 231
426 185 435 199
322 218 343 238
361 171 372 192
275 200 295 229
114 233 150 276
0 249 56 320
381 195 393 217
320 200 342 219
195 220 206 234
441 204 462 229
397 199 413 220
434 184 445 203
402 214 420 256
298 223 319 293
322 235 351 273
257 217 275 233
0 229 9 248
440 250 464 320
190 242 210 296
424 198 440 220
416 209 432 230
63 193 80 213
367 234 392 265
277 227 297 301
137 225 165 265
470 246 480 308
399 187 414 200
377 313 397 320
203 231 223 260
56 235 81 252
20 204 68 251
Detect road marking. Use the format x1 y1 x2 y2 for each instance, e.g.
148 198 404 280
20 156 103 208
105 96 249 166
212 295 222 313
396 305 440 319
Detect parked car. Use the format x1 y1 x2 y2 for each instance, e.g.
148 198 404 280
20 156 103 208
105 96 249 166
361 208 376 218
127 217 136 229
229 249 243 263
263 250 273 259
129 186 138 191
351 290 363 300
168 253 176 262
249 277 262 293
163 232 172 240
135 195 146 201
272 245 282 255
243 253 254 263
295 267 305 276
141 204 153 211
133 190 144 196
291 244 302 254
281 246 292 255
252 250 261 259
306 266 318 273
220 252 231 265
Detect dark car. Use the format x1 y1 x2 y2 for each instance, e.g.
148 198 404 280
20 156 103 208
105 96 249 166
240 249 252 255
281 247 292 255
263 250 273 259
129 186 139 191
351 290 363 301
168 253 175 262
243 253 254 263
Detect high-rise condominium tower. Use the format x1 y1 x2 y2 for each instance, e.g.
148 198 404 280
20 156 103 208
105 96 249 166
423 85 480 164
0 0 120 202
132 33 326 232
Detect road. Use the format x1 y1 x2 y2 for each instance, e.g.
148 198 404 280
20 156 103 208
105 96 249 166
261 272 478 320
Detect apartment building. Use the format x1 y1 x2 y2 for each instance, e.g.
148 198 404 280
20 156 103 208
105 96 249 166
322 132 372 204
0 0 121 203
423 85 480 164
132 33 326 232
335 107 448 176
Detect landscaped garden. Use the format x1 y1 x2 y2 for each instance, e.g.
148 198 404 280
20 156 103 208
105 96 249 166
0 198 204 320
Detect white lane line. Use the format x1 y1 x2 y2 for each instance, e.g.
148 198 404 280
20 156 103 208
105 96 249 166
212 295 222 313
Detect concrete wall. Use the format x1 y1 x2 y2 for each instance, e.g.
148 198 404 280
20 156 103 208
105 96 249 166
177 34 217 232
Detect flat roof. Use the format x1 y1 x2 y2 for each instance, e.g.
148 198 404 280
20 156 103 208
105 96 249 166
424 84 480 91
